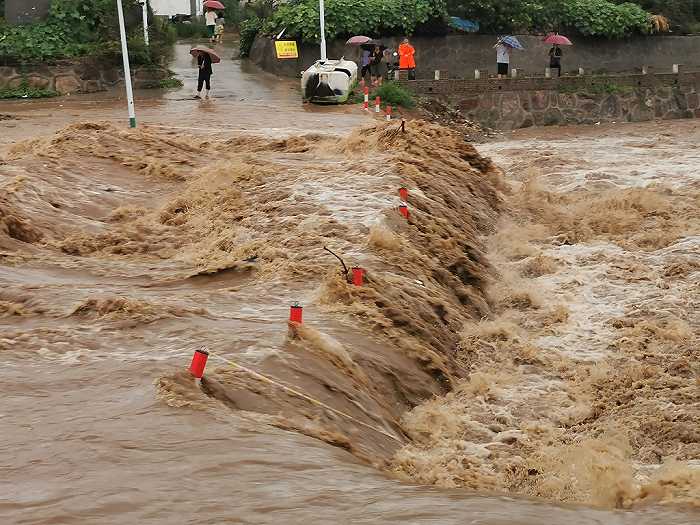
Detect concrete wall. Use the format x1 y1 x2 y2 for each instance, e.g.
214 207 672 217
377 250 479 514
5 0 51 25
400 72 700 130
250 33 700 79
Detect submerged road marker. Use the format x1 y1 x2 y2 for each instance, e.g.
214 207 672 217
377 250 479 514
189 347 209 378
399 204 409 219
289 302 303 324
398 187 408 201
374 96 381 113
351 267 365 287
363 86 369 111
385 105 392 121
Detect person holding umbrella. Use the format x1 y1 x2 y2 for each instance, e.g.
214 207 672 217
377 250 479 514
369 44 386 86
191 46 220 99
549 45 563 77
203 1 224 42
495 39 510 79
494 36 523 79
544 34 572 77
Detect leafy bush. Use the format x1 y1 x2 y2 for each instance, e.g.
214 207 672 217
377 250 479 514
353 82 415 108
374 81 416 107
159 77 184 89
240 17 262 57
263 0 447 43
0 0 171 64
0 81 58 99
448 0 652 37
543 0 652 37
173 21 209 39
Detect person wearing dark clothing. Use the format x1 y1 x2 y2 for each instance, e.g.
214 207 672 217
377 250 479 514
369 45 385 86
549 45 563 77
196 52 213 99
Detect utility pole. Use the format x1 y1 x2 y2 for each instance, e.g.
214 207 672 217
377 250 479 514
116 0 137 128
319 0 327 61
141 0 149 46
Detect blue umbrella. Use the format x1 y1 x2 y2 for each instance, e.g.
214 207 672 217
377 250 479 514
449 17 480 33
499 35 525 50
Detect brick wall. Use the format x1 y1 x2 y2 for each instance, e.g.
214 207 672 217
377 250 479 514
400 72 700 96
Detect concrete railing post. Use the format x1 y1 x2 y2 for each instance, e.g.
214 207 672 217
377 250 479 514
673 64 681 74
474 69 481 80
642 65 649 75
578 67 584 76
511 68 517 78
434 70 440 80
394 70 400 81
545 67 552 79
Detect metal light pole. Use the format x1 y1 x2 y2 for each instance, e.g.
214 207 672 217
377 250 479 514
319 0 327 61
116 0 137 128
141 0 149 46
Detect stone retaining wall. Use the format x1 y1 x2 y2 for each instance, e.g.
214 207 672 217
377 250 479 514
0 60 171 94
400 72 700 129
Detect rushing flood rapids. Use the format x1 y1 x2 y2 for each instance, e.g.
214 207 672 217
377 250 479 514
1 78 699 523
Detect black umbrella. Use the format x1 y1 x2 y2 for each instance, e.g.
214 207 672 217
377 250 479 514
360 41 387 51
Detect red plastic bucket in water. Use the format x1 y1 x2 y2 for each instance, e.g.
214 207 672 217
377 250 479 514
352 267 365 287
289 303 303 324
399 204 409 219
399 187 408 201
189 348 209 379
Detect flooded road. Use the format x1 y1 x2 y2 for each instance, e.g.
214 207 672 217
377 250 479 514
1 43 698 524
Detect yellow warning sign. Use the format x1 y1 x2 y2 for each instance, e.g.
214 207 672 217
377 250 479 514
275 40 299 59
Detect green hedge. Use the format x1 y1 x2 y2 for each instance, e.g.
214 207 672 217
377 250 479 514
240 17 263 57
0 0 173 64
258 0 654 43
263 0 447 43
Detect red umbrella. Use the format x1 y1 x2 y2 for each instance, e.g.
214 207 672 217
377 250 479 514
203 0 225 10
346 36 372 46
544 33 573 45
190 46 221 63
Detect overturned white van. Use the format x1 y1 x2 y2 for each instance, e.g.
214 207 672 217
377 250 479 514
301 58 358 104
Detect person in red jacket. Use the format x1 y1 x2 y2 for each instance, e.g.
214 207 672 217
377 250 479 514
398 38 416 80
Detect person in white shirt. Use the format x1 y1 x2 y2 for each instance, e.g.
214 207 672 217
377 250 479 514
495 42 510 79
205 9 218 42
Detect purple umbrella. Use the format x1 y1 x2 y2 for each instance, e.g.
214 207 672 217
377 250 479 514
346 36 372 46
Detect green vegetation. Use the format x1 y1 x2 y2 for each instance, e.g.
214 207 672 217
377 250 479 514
263 0 447 43
0 80 58 99
558 81 634 95
352 82 415 108
253 0 700 45
173 20 209 39
159 76 184 89
447 0 652 37
621 1 700 33
0 0 175 64
239 17 262 57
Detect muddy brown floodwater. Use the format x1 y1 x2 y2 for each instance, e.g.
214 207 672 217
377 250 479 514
1 43 698 524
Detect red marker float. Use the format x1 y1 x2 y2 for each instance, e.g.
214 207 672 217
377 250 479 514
289 302 303 324
398 187 408 201
385 105 392 121
352 267 365 287
399 204 409 219
189 348 209 379
374 96 381 113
